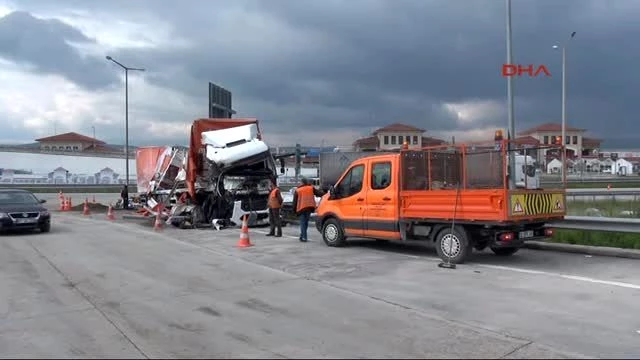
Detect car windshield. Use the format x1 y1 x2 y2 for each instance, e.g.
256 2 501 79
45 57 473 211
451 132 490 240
0 192 39 205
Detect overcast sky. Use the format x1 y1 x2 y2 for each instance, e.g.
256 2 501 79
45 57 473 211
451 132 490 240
0 0 638 148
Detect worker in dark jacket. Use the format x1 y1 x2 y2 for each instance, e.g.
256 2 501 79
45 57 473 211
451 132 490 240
266 180 284 237
120 184 129 210
292 177 323 242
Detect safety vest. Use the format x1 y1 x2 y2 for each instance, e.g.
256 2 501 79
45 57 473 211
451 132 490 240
268 188 282 209
296 185 316 212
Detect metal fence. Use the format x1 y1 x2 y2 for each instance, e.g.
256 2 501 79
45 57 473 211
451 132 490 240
552 216 640 233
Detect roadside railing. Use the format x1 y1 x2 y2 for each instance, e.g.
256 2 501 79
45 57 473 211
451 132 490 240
550 216 640 234
565 189 640 201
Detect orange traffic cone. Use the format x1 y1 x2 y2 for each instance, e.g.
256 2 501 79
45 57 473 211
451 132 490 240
153 205 164 232
83 198 91 216
63 197 70 211
59 196 65 211
107 204 116 221
236 215 253 248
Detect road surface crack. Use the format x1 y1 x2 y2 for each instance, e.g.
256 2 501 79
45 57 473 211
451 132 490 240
499 341 533 358
27 240 150 359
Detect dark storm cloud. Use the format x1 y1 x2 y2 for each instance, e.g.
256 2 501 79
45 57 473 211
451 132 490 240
0 11 118 90
4 0 640 146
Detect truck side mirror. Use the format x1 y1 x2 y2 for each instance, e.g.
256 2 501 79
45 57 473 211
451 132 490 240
328 185 337 199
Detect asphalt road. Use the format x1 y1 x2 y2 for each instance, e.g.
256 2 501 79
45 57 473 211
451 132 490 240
1 211 638 358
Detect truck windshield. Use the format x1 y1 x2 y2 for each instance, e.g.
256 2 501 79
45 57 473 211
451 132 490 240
223 176 270 191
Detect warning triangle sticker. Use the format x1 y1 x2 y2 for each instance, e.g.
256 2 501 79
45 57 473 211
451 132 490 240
513 200 524 213
555 200 563 210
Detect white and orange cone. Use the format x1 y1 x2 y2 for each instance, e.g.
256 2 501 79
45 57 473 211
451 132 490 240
236 215 253 248
107 204 116 221
153 205 164 232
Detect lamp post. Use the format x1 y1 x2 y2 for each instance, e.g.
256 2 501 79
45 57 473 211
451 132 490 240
553 31 576 185
505 0 516 189
105 56 145 186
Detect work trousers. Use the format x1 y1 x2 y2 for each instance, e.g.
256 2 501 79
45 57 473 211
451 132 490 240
268 208 282 236
299 211 310 241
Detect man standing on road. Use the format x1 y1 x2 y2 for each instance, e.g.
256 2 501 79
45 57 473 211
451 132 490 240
292 177 323 242
120 184 129 210
266 179 283 237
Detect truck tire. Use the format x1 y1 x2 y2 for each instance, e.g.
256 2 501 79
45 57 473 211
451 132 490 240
322 218 346 247
435 226 472 264
490 246 520 256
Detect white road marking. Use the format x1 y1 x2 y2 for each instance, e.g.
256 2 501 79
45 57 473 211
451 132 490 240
479 264 640 290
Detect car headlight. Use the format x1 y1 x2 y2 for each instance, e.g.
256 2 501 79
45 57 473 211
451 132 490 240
40 211 50 217
0 212 8 219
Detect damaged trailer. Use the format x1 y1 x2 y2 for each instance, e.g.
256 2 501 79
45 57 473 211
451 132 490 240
136 118 283 229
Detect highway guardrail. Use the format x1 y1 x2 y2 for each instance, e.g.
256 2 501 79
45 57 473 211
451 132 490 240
566 189 640 194
541 176 640 182
565 189 640 201
0 184 132 188
550 216 640 233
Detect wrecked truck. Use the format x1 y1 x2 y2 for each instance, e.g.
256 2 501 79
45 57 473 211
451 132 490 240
136 118 282 229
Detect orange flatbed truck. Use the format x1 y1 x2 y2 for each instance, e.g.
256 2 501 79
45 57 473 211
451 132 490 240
314 134 567 263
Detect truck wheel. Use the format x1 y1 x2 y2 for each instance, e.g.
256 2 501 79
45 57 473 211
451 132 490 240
322 218 346 247
490 247 520 256
435 226 471 264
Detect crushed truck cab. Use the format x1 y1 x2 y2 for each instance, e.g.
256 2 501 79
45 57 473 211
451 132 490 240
315 138 566 264
136 118 280 229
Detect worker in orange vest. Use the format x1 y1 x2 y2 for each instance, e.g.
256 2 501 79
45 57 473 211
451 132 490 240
292 177 323 242
266 179 283 237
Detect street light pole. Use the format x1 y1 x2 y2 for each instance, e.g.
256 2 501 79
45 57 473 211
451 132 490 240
553 31 576 186
505 0 516 189
561 45 567 184
105 56 145 186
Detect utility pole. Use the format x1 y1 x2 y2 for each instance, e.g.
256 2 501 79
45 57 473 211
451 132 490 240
295 143 301 181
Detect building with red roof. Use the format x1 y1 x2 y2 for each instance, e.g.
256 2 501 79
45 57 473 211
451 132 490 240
353 123 446 151
518 122 602 159
34 132 129 154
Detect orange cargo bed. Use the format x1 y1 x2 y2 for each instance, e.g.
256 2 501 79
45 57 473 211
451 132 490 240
400 188 566 224
398 140 566 224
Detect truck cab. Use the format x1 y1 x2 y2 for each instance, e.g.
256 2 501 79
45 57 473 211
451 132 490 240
316 154 401 242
